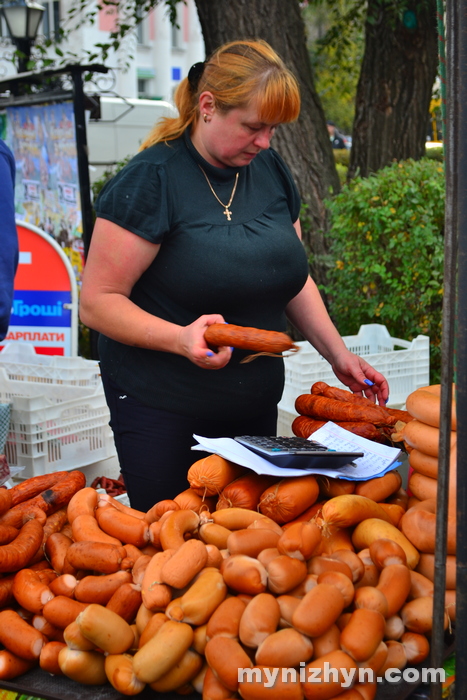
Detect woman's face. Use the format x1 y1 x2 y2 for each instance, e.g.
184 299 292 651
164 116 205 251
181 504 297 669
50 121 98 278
193 99 278 168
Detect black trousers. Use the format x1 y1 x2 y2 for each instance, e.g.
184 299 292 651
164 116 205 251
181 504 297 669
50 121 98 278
101 370 278 512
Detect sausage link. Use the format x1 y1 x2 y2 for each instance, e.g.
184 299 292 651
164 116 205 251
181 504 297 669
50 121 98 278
28 507 69 566
0 608 47 659
45 532 74 575
0 524 18 545
8 472 70 506
204 323 297 353
95 505 150 548
74 570 132 605
0 471 86 525
42 595 89 629
106 582 142 624
65 541 127 574
0 489 12 516
295 394 397 426
0 518 44 573
11 568 55 614
0 649 37 679
39 640 66 675
0 573 15 608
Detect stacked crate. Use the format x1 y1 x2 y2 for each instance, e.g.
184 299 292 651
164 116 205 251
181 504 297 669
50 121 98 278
0 344 116 478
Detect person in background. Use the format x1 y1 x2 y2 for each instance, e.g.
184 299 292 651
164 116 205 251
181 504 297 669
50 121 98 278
80 39 389 511
0 139 18 341
327 120 348 149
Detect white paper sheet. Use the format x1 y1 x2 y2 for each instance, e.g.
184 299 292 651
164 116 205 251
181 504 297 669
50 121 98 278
192 423 401 480
306 422 402 479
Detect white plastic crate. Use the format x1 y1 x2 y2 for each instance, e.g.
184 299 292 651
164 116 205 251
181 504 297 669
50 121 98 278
0 343 102 388
279 323 430 416
0 368 116 478
277 406 296 437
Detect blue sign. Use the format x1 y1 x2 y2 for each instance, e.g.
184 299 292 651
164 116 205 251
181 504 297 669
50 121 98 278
10 290 72 328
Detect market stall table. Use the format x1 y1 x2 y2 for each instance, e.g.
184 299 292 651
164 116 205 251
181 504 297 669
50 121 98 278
0 638 454 700
0 672 434 700
0 669 199 700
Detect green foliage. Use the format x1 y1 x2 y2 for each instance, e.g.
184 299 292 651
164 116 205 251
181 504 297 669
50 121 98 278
78 320 92 359
323 158 445 382
334 161 349 186
424 145 444 162
29 0 181 70
333 149 350 185
332 145 444 184
333 148 350 166
91 156 133 201
303 2 363 134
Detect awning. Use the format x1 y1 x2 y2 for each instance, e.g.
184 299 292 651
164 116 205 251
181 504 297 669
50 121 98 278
136 67 156 80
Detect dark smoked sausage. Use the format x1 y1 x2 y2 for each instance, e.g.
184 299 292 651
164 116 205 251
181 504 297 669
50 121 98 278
9 472 70 507
0 471 86 527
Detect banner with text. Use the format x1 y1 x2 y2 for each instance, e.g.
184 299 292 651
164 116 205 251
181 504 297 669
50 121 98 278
5 101 85 284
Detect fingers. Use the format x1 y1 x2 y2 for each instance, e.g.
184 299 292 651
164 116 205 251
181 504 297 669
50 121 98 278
200 346 232 369
332 355 390 406
195 316 232 369
178 316 230 369
204 314 227 327
360 378 389 405
359 365 390 405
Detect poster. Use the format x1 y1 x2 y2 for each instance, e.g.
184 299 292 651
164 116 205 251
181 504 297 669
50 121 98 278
5 102 85 285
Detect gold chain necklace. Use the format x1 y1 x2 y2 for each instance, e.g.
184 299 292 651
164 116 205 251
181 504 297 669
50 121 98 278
198 165 239 221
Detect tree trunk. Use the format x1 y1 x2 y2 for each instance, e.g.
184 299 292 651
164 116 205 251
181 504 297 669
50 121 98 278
348 0 438 179
193 0 340 292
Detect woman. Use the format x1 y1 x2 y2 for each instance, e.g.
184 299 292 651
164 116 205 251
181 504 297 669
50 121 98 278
80 39 388 510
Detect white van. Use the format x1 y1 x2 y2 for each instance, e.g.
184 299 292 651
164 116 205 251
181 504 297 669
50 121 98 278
86 96 178 183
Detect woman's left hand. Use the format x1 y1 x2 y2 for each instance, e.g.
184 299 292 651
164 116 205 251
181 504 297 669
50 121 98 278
178 314 233 369
330 349 389 405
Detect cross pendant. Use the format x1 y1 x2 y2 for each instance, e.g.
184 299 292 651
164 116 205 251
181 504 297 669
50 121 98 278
223 208 232 221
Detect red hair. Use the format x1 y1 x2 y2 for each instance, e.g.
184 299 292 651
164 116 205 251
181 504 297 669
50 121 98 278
140 39 300 150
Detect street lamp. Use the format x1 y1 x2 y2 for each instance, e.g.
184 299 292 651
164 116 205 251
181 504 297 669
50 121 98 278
1 0 45 73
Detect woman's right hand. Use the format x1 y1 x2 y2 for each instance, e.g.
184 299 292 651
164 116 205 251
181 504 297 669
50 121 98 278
178 315 233 370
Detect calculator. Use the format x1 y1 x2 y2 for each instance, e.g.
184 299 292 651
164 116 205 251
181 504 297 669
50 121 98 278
234 435 364 470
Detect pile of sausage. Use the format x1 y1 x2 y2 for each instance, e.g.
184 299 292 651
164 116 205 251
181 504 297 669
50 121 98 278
292 382 413 445
398 384 457 613
0 442 454 699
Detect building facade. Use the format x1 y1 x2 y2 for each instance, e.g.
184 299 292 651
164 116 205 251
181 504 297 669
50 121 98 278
1 0 205 103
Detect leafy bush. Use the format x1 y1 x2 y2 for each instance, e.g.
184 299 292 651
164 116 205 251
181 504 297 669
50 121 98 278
334 162 348 186
323 158 445 382
424 145 444 162
333 149 351 185
331 145 444 185
333 148 351 167
91 155 133 202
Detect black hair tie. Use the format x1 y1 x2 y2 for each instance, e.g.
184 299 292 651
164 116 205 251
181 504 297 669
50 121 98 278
188 61 205 92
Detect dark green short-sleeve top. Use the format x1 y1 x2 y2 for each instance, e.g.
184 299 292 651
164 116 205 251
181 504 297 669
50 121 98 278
94 130 309 421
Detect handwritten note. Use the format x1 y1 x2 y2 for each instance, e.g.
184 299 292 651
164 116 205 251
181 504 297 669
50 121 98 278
308 422 402 480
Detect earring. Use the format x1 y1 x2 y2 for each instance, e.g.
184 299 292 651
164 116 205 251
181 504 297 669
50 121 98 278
203 113 209 123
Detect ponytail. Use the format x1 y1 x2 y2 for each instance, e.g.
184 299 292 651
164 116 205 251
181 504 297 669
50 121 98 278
139 78 198 150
